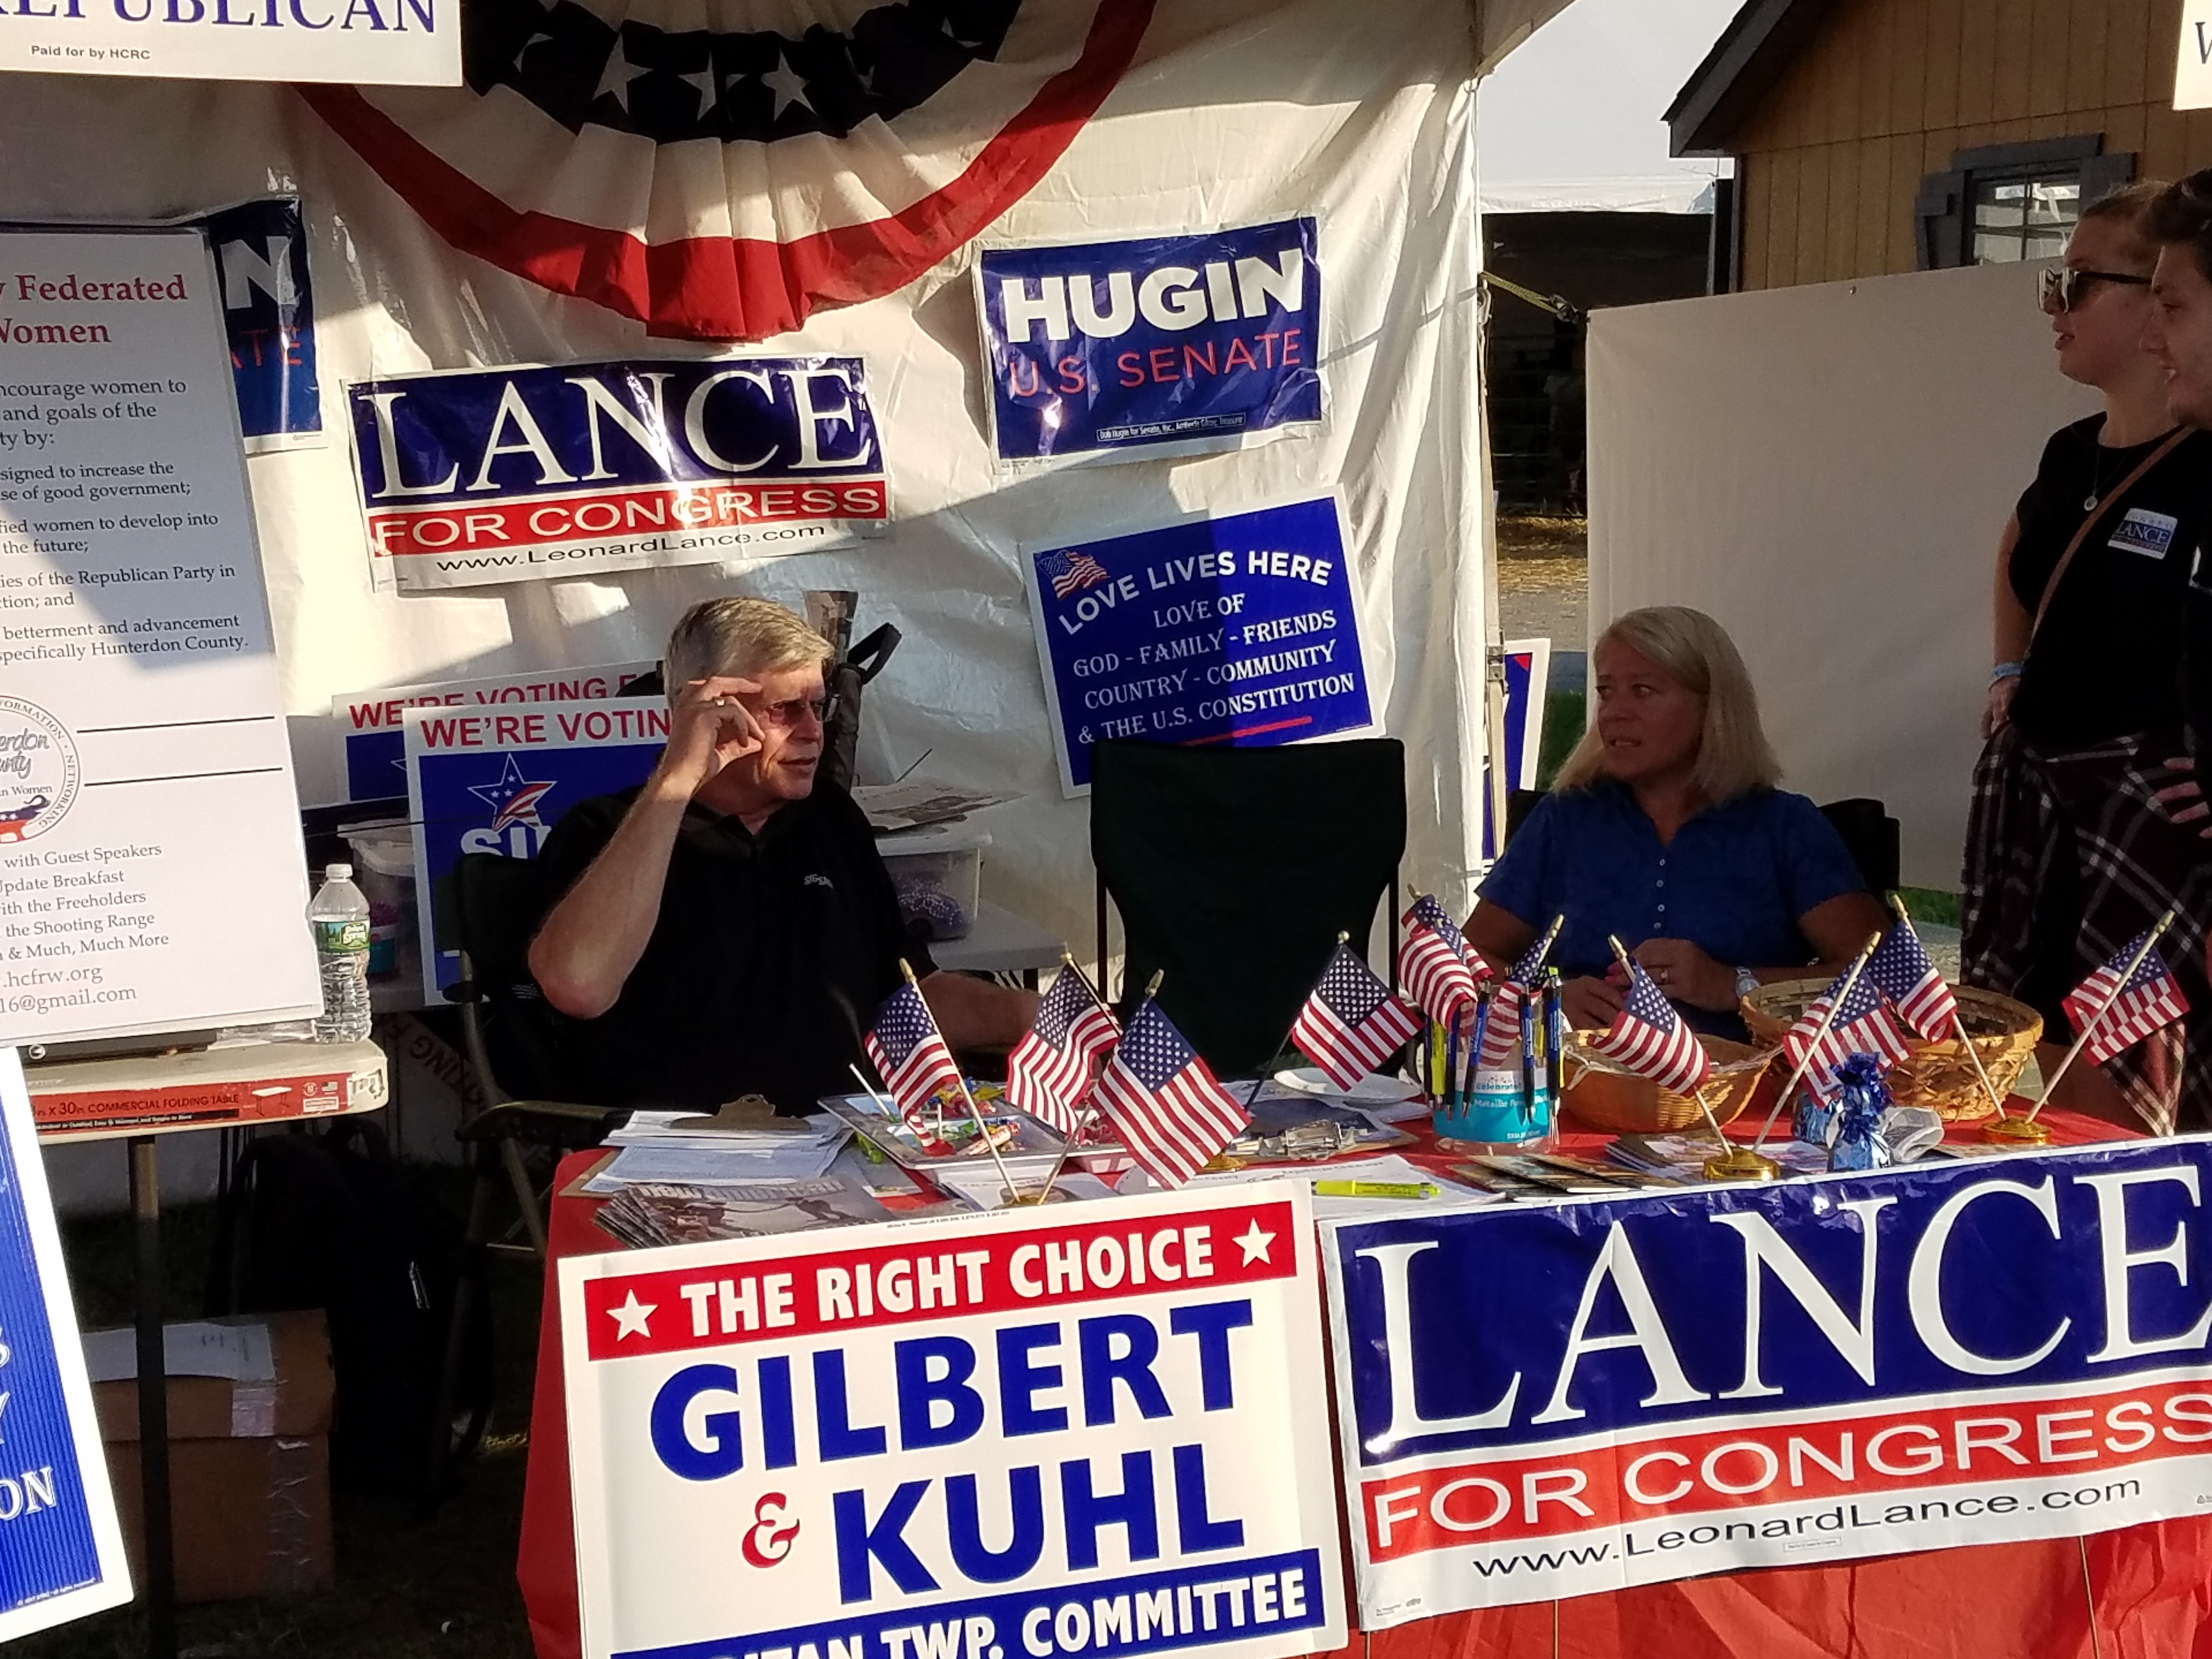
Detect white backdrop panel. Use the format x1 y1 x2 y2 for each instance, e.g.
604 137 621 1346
0 0 1491 950
1588 260 2099 890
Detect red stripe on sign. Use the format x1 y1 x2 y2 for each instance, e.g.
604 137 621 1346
364 479 887 558
296 2 1156 342
1187 717 1313 745
581 1198 1298 1362
1359 1377 2212 1561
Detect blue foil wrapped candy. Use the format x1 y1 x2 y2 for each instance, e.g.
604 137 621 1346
1827 1053 1893 1172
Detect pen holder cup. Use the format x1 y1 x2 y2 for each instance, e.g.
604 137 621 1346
1434 1070 1552 1146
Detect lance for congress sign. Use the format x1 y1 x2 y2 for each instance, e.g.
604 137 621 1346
1025 497 1372 794
560 1184 1345 1659
1323 1139 2212 1622
348 357 889 591
978 221 1319 462
0 1048 131 1642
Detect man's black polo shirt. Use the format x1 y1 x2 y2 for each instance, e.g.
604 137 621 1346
533 780 932 1114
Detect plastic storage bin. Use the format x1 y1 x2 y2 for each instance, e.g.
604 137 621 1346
338 819 417 981
876 824 989 941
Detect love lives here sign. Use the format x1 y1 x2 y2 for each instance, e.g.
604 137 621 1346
1323 1137 2212 1621
559 1185 1345 1659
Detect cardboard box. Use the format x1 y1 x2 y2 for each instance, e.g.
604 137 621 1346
87 1311 335 1603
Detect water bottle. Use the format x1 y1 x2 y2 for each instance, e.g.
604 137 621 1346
308 863 373 1043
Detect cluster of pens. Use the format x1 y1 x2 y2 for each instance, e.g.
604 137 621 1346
1432 967 1566 1133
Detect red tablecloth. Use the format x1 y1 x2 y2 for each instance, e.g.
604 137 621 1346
516 1108 2212 1659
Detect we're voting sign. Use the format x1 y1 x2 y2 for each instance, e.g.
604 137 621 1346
0 1049 131 1641
337 661 653 803
403 700 667 998
559 1185 1345 1659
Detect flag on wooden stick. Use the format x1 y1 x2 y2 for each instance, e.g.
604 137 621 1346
1006 967 1120 1136
864 980 963 1132
1291 943 1420 1089
1585 957 1712 1096
1094 999 1250 1188
2064 934 2190 1064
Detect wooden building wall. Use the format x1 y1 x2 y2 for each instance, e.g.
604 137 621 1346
1731 0 2212 287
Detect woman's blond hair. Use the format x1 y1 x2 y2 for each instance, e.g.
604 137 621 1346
1553 606 1781 806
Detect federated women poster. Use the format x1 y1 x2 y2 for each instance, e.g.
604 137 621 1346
0 227 319 1049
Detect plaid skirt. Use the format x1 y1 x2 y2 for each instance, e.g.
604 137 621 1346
1961 725 2212 1135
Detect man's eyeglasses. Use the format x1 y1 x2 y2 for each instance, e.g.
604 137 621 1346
2039 264 2152 313
756 696 827 730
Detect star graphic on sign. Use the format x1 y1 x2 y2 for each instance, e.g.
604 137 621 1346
607 1289 656 1339
594 40 653 111
1234 1218 1276 1265
468 754 556 835
761 50 814 116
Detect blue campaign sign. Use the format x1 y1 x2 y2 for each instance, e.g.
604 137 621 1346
1025 497 1372 793
403 702 668 1000
336 661 655 804
979 220 1320 461
0 1049 131 1642
349 356 889 590
1322 1137 2212 1618
197 198 320 448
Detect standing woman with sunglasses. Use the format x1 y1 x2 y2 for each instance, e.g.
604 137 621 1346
1963 180 2212 1132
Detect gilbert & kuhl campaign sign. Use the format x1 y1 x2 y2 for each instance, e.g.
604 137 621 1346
348 356 889 591
560 1183 1345 1659
1025 496 1371 794
978 221 1319 462
1324 1138 2212 1623
0 1048 132 1641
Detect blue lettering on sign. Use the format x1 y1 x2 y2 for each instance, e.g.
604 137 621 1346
1029 498 1370 792
0 1108 100 1616
196 197 319 443
980 219 1320 461
610 1549 1328 1659
1328 1140 2212 1464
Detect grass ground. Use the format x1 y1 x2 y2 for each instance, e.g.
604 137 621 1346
21 1175 544 1659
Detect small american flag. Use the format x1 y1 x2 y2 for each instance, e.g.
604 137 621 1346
1863 921 1960 1041
1005 968 1120 1137
864 981 964 1131
1040 548 1112 600
1785 967 1911 1094
1397 895 1486 1022
1480 930 1554 1068
2064 934 2191 1064
1094 1000 1250 1188
1586 958 1712 1095
1291 943 1421 1090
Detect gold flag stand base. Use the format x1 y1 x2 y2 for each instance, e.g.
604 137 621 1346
1982 1115 2052 1145
1702 1147 1783 1182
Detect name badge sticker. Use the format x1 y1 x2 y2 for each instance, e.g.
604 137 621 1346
2109 507 2179 557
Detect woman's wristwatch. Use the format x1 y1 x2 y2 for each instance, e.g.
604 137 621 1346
1733 966 1760 1002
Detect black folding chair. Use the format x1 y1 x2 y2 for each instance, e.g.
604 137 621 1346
426 853 620 1505
1090 739 1408 1076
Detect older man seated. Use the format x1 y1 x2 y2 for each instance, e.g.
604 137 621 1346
529 596 1036 1112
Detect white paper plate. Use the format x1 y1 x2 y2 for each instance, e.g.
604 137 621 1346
1272 1067 1423 1104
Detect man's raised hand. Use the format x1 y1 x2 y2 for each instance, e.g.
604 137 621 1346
657 676 765 795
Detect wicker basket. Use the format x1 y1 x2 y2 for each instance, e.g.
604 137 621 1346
1559 1034 1779 1135
1740 979 2042 1121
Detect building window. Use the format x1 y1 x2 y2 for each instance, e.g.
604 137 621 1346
1971 172 2080 263
1915 137 2132 270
